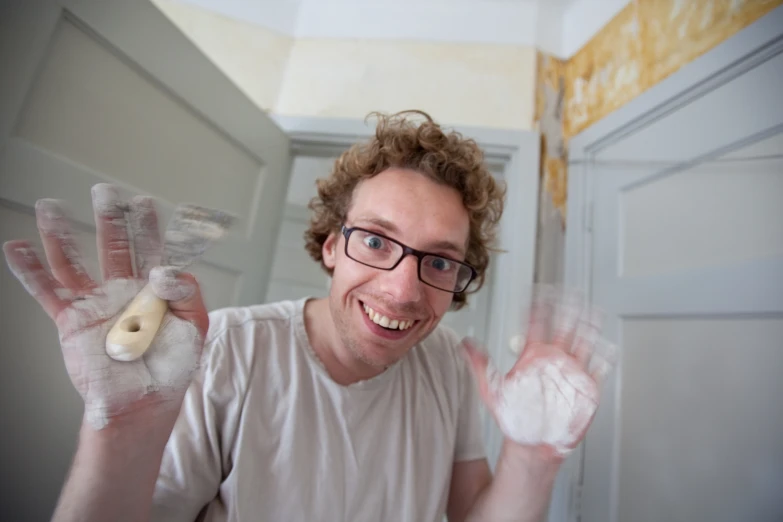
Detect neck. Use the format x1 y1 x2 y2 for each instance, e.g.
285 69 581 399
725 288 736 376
303 298 385 385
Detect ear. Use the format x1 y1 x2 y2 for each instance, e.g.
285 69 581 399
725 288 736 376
322 231 338 270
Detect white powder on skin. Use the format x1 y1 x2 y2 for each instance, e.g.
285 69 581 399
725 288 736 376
92 184 133 280
487 355 599 455
35 199 88 277
6 189 215 431
57 278 201 429
129 195 162 278
150 266 194 301
91 183 129 215
7 245 53 300
482 284 611 455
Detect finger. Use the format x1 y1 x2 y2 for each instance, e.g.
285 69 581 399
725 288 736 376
571 308 603 370
3 240 69 320
149 266 209 339
551 287 584 348
92 184 133 281
589 340 619 386
459 337 495 407
524 284 555 346
35 199 97 293
128 195 162 279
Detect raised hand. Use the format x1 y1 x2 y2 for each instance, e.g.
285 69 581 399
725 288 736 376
462 285 618 457
3 184 210 430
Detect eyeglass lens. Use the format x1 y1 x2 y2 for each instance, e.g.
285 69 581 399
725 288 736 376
346 229 473 292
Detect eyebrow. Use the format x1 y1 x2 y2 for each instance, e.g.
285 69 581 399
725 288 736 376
353 216 467 257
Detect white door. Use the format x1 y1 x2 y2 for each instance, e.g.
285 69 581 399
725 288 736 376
577 17 783 522
0 1 292 520
266 154 335 303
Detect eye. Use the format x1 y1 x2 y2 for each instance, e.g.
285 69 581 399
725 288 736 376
363 235 385 250
430 257 453 271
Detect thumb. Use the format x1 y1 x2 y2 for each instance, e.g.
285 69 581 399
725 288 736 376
460 337 497 408
149 266 209 339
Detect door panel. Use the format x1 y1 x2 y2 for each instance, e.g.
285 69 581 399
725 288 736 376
0 1 291 520
617 316 783 522
15 18 265 236
621 158 783 277
580 22 783 522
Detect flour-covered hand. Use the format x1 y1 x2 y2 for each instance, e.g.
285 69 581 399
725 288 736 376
462 285 618 457
3 185 210 430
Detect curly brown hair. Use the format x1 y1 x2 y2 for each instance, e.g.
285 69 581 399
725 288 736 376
305 110 506 310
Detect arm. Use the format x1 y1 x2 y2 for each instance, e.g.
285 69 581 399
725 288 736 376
52 406 176 522
447 444 561 522
451 286 617 521
2 186 220 522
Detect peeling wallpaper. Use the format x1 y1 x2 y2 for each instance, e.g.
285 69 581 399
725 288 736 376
535 53 568 219
533 0 781 284
153 0 536 129
564 0 782 138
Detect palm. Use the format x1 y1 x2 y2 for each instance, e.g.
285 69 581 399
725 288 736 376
55 279 200 427
3 185 210 429
462 286 617 456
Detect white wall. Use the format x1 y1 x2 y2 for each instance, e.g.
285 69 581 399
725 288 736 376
561 0 633 57
167 0 303 35
295 0 538 45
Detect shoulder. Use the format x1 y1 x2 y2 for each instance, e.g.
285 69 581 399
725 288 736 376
197 298 305 376
418 322 465 361
205 299 301 344
408 322 470 387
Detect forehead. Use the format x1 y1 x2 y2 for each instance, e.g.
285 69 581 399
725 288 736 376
347 168 470 251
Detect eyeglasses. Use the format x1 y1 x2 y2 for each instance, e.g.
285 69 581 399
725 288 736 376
340 225 477 293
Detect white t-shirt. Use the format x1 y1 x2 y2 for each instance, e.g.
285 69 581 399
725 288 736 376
151 297 486 522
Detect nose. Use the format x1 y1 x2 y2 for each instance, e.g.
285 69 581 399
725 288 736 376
379 254 422 303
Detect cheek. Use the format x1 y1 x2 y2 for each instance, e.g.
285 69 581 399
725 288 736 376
427 289 454 319
332 256 373 293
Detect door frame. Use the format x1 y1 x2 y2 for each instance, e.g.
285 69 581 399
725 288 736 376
563 5 783 522
274 113 541 473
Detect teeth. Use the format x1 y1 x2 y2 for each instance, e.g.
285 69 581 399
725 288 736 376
363 304 414 331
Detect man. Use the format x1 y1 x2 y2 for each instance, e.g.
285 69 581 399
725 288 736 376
4 110 612 522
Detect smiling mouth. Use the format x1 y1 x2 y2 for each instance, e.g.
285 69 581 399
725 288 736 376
361 302 417 331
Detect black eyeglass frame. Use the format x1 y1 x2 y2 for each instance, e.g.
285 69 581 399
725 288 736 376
340 224 478 294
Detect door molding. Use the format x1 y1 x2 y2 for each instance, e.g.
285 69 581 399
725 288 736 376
564 6 783 522
274 113 541 473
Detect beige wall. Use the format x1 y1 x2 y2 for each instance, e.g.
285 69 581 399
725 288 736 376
152 0 536 130
152 0 293 113
279 39 535 129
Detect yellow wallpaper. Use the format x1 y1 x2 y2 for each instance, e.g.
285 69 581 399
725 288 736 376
565 0 782 138
534 0 782 227
535 53 568 220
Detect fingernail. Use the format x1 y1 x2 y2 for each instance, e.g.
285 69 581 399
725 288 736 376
91 184 127 214
35 199 70 234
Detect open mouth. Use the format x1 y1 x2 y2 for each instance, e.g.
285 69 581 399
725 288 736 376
360 301 418 332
